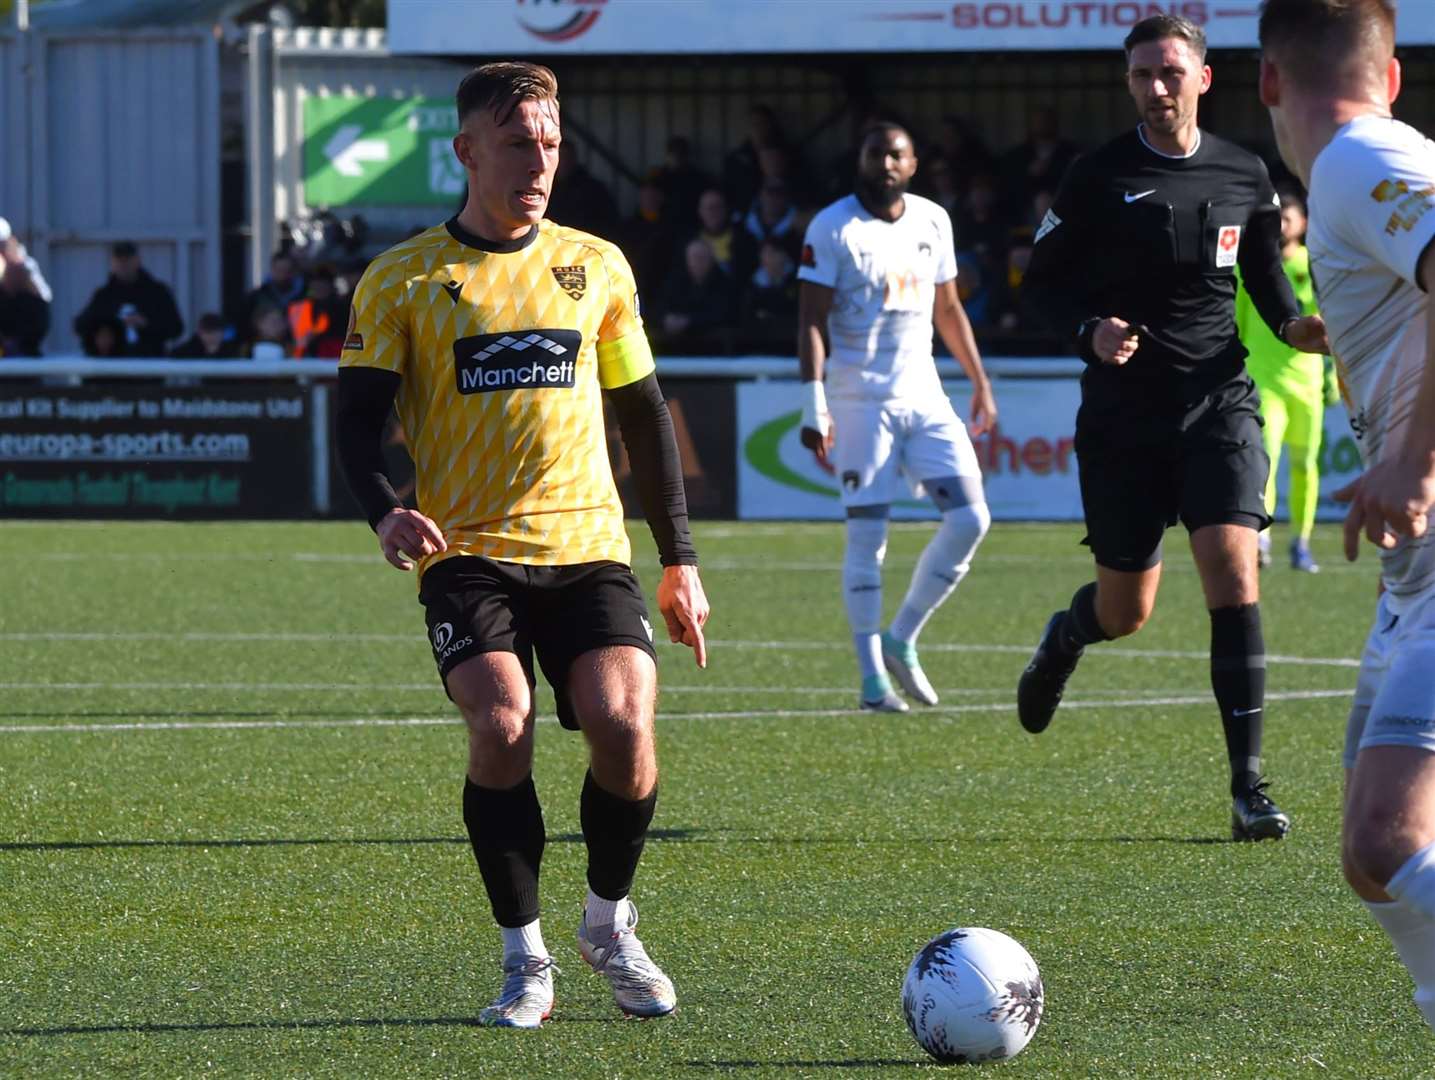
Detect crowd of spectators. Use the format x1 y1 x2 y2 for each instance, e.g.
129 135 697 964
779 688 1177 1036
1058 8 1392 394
0 103 1108 361
608 104 1089 355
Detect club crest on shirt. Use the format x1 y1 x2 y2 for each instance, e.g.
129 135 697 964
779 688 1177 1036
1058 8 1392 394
551 265 586 300
1216 225 1241 268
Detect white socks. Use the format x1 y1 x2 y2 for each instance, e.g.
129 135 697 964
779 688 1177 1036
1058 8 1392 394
888 503 990 644
843 516 888 678
1386 840 1435 920
1365 899 1435 1030
500 919 549 965
583 889 629 940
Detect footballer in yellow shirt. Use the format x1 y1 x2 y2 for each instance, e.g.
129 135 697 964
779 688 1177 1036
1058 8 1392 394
335 61 709 1028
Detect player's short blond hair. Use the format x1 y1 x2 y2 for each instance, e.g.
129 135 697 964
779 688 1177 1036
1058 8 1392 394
1258 0 1395 90
456 61 559 127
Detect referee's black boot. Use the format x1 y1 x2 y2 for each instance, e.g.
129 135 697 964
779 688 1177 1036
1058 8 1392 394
1018 611 1083 734
1231 778 1291 841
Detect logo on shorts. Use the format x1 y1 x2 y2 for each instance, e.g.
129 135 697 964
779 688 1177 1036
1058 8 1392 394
640 615 653 642
430 621 474 664
841 470 860 493
453 330 581 395
551 266 586 300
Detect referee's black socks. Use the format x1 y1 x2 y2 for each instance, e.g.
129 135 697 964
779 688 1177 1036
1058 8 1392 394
1209 603 1267 796
1058 582 1111 654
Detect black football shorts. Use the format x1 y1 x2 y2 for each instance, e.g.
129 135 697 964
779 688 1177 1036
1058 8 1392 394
417 555 657 730
1075 373 1271 573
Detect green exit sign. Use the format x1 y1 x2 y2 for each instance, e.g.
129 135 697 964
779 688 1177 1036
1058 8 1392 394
302 96 463 207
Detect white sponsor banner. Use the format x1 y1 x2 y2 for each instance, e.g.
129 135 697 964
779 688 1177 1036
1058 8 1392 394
738 379 1368 523
738 380 1084 521
389 1 1435 56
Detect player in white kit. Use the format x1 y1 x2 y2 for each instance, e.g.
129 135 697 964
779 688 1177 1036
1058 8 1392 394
1261 0 1435 1030
796 122 997 712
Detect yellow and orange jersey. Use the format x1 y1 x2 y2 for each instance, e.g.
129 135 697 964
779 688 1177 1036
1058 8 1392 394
341 218 654 571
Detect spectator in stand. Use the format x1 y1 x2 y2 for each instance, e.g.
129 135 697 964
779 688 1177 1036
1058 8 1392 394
0 217 51 357
693 187 756 284
954 173 1011 328
652 135 711 232
659 238 736 355
170 312 243 359
743 178 801 261
999 106 1079 220
245 305 293 361
287 265 350 358
74 241 183 357
615 177 676 306
80 315 125 358
546 147 618 237
724 104 786 218
932 115 995 201
740 239 798 352
923 154 963 218
247 250 306 325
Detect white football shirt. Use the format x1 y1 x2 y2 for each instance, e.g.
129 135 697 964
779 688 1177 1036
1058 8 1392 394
1308 114 1435 600
798 193 956 402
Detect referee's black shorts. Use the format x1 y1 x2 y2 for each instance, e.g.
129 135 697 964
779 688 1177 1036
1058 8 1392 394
417 555 657 730
1074 372 1271 573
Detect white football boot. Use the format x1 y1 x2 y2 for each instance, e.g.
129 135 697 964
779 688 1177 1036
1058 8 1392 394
478 955 557 1029
577 901 676 1018
860 673 910 713
881 631 939 706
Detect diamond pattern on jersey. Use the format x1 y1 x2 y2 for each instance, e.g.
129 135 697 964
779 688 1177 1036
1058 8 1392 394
341 221 643 569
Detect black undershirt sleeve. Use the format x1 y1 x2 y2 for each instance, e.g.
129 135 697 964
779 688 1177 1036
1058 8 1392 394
335 366 404 530
1237 191 1302 338
1021 160 1105 362
607 372 698 567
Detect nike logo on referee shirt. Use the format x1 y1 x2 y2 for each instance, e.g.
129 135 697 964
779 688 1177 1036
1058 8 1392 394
1124 190 1157 203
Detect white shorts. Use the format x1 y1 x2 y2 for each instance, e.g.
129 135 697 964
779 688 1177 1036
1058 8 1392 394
1343 586 1435 769
830 395 981 509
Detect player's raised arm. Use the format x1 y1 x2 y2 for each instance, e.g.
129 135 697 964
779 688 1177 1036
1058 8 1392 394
797 280 835 471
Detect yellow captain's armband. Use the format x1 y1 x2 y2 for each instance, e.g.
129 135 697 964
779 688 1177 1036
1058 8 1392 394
596 330 656 389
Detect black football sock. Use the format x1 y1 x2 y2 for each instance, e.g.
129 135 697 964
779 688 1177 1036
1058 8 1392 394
1209 603 1266 796
463 774 546 928
1057 582 1110 654
581 769 657 909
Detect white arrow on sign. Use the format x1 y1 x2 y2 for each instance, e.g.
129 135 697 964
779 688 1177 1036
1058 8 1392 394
324 124 390 178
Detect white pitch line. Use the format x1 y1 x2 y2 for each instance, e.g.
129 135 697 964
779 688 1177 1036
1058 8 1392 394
0 632 1365 669
0 689 1352 736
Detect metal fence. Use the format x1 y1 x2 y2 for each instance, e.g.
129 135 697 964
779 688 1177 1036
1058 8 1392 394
0 28 222 356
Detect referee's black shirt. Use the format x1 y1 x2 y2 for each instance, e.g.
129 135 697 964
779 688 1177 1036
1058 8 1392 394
1024 126 1300 403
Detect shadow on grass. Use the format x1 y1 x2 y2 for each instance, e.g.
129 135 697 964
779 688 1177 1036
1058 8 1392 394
0 831 1246 853
0 828 703 853
684 1061 925 1071
2 1013 624 1038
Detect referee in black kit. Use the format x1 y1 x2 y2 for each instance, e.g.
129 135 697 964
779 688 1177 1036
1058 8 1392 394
1017 14 1328 841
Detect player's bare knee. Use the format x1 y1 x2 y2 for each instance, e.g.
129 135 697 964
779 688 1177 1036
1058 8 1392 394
1345 804 1423 889
1098 598 1150 638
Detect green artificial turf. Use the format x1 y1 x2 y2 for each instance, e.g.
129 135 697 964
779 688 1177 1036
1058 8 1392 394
2 520 1431 1078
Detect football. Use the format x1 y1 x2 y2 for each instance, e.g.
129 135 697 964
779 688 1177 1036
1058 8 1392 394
901 927 1044 1065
